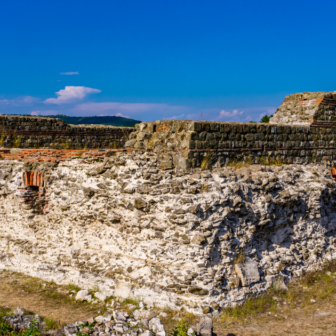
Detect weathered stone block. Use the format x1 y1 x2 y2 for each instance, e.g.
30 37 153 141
234 258 260 287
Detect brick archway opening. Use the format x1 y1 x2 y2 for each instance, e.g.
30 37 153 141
332 168 336 180
19 172 49 213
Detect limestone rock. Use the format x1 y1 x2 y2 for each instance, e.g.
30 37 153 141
94 292 107 302
13 307 27 316
134 197 147 209
113 311 127 321
140 310 156 320
266 275 288 291
191 233 206 245
234 258 260 287
75 290 90 301
197 315 213 336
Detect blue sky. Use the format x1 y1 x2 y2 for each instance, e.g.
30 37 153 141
1 0 336 122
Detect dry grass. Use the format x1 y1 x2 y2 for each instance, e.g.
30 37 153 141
218 261 336 329
227 156 288 167
12 135 22 148
233 250 246 264
259 156 287 166
3 263 336 335
0 134 6 146
227 157 253 168
201 153 214 170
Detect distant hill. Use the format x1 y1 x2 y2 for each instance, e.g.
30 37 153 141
45 115 141 127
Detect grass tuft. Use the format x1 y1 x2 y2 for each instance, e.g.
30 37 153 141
201 153 214 170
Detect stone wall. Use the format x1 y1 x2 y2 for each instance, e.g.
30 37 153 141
125 120 336 169
0 115 134 149
0 153 335 313
0 148 131 163
271 91 336 125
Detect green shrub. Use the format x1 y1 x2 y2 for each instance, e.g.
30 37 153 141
171 317 190 336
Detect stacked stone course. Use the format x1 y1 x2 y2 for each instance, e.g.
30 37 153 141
126 119 336 169
0 115 134 149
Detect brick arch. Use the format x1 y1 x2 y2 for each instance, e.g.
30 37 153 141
23 172 45 187
19 171 49 213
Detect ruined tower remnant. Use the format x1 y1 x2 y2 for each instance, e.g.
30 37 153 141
270 91 336 125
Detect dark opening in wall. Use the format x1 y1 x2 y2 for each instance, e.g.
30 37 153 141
18 171 49 213
153 125 157 133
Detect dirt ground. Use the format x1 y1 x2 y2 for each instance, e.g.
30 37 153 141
1 270 336 335
214 307 336 336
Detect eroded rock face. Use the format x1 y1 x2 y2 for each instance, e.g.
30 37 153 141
0 153 335 313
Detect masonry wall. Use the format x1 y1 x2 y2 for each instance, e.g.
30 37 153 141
0 154 336 313
125 120 336 169
0 115 134 149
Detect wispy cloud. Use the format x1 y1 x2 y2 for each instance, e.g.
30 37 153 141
60 72 79 75
71 102 189 117
166 114 185 120
44 86 101 105
219 109 244 118
31 110 58 116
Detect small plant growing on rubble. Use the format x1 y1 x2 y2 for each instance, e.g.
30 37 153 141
44 317 59 331
171 317 194 336
111 140 119 149
227 157 253 167
63 141 71 149
201 152 214 170
0 133 5 146
22 319 41 336
234 250 246 264
12 135 22 148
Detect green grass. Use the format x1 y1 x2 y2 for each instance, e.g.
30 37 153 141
44 317 59 331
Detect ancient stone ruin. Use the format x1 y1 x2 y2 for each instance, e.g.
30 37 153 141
270 91 336 125
0 92 336 314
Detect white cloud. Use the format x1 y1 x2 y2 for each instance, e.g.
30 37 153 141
45 86 101 105
219 109 244 118
98 112 129 118
31 110 58 116
23 96 39 104
166 114 184 120
60 72 79 75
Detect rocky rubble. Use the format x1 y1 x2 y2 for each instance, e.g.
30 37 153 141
3 306 202 336
3 310 45 333
0 153 335 312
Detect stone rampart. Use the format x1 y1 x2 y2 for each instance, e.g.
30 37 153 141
0 115 134 149
125 120 336 169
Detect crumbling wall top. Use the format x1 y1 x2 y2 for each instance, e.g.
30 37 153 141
270 91 336 125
